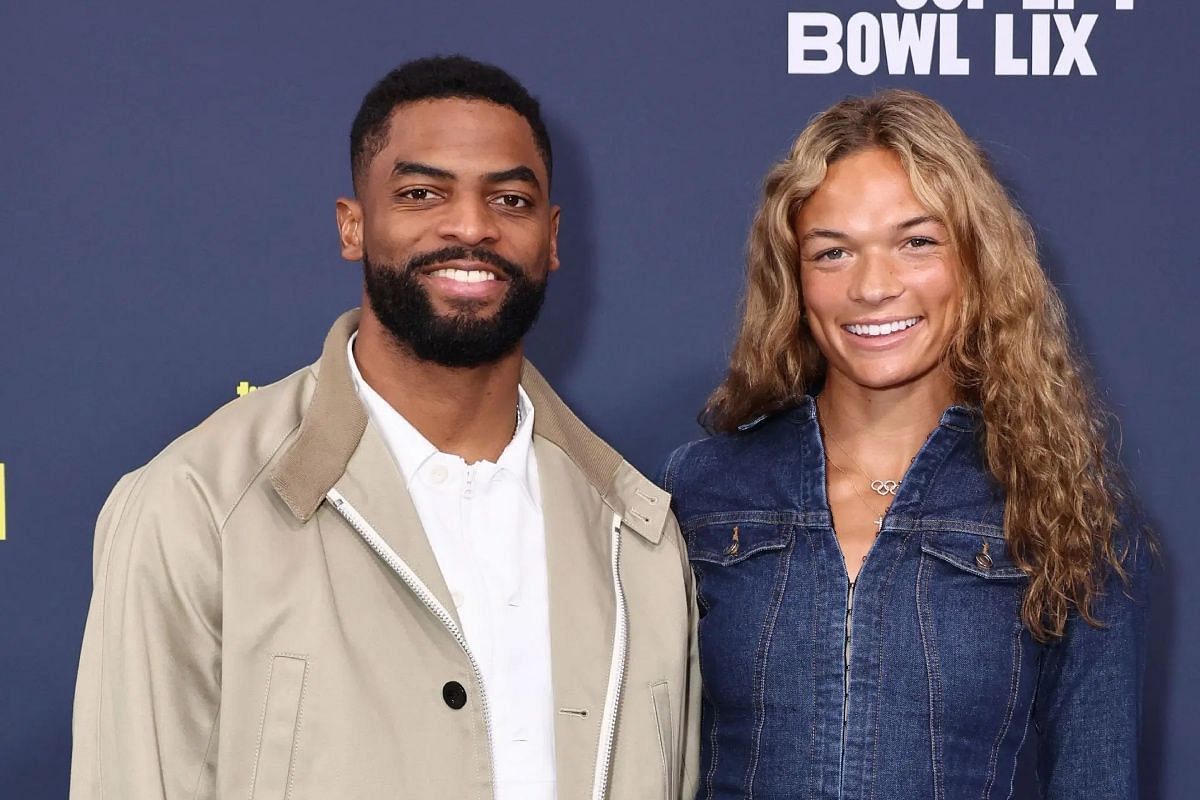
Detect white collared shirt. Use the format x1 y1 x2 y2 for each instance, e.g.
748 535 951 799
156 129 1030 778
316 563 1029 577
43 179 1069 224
347 333 556 800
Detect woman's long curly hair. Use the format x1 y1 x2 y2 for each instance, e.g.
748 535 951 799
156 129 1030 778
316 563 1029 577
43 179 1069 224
704 89 1128 641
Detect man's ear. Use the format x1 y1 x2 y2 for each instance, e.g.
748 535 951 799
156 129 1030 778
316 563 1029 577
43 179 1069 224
335 198 364 261
548 205 561 273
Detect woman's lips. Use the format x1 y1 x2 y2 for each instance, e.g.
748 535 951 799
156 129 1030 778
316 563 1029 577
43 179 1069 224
840 316 925 349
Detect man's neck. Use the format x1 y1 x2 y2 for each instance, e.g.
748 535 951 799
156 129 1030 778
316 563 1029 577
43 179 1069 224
354 311 524 465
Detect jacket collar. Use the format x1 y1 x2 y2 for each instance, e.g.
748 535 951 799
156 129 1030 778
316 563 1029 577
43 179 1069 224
786 394 980 431
269 309 668 543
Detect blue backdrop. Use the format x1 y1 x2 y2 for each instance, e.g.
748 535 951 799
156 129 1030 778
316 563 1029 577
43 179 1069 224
2 1 1195 797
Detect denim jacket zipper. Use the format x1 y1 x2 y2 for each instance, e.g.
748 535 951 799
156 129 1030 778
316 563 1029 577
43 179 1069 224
840 578 856 793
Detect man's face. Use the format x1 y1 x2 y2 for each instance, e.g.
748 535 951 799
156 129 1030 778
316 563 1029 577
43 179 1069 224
337 98 560 367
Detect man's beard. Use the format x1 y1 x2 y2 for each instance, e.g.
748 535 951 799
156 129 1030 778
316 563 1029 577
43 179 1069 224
363 245 548 369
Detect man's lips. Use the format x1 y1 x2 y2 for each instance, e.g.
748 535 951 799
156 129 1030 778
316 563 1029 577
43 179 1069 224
420 263 509 300
418 260 509 282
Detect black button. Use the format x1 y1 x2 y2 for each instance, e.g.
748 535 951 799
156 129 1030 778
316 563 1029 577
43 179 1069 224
442 681 467 710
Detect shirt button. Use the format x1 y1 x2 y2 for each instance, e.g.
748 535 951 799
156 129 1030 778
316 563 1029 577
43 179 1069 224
430 465 449 484
442 681 467 710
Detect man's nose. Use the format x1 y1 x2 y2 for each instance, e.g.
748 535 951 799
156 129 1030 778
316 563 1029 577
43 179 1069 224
436 195 500 245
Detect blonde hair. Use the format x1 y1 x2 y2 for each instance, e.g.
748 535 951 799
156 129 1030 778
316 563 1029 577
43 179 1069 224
705 89 1128 641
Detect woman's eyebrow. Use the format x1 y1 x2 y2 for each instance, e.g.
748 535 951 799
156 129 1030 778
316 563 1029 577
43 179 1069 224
800 227 849 243
896 214 941 231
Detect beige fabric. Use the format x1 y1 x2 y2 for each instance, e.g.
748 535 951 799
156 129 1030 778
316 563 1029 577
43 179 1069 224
70 309 700 800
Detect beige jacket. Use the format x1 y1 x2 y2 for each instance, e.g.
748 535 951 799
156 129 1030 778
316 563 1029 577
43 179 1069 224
71 310 699 800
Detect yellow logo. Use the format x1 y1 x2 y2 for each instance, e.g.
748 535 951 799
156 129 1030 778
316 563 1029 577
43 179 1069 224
236 381 259 397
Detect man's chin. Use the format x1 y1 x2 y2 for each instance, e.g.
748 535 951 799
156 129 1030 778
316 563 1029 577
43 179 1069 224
434 299 498 318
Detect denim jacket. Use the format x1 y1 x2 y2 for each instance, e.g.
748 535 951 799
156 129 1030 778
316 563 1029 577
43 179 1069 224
660 397 1147 800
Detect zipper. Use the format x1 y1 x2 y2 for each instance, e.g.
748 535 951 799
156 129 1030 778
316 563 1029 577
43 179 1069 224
839 579 856 794
591 512 629 800
325 488 495 780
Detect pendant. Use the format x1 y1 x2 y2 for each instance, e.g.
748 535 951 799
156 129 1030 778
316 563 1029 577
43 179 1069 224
870 480 900 496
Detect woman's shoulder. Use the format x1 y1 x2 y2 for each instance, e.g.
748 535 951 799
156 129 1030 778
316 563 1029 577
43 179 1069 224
656 407 808 495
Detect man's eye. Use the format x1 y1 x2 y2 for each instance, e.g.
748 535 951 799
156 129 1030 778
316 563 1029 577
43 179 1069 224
398 188 433 201
495 194 530 208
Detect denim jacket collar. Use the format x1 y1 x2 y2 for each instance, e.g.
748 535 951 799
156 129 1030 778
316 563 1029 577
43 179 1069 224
782 395 990 532
786 394 978 430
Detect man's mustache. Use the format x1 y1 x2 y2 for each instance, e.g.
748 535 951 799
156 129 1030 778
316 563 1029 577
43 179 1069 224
404 246 523 281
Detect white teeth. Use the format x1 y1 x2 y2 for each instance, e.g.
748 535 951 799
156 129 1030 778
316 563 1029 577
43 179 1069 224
429 268 497 283
844 317 921 337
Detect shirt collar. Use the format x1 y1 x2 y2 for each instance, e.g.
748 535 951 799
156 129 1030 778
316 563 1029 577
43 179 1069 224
346 332 538 500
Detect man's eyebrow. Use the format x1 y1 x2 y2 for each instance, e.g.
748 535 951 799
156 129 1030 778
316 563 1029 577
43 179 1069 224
485 165 541 190
391 161 454 180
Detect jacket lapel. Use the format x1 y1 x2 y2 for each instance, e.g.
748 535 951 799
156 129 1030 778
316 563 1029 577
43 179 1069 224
268 311 675 796
332 419 459 626
537 438 615 797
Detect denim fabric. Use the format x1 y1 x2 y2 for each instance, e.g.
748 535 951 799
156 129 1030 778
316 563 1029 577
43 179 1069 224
660 397 1147 800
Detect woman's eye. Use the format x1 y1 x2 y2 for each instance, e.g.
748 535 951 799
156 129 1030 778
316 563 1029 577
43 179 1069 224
906 236 937 249
816 248 847 261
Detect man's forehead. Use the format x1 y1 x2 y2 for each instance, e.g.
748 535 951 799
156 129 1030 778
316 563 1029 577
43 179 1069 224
375 98 543 177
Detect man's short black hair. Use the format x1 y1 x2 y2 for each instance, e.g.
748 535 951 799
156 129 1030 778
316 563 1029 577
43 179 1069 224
350 55 552 192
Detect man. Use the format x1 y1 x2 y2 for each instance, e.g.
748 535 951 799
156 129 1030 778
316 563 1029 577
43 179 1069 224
71 56 698 799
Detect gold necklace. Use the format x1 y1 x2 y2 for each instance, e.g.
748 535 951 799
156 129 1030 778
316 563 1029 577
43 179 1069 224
825 453 890 533
825 432 902 497
817 398 903 534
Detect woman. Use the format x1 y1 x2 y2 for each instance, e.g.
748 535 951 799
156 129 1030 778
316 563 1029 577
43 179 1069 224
660 90 1148 799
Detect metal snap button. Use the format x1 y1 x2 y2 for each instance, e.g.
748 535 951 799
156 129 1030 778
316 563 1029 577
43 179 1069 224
975 540 993 571
724 526 740 556
442 681 467 710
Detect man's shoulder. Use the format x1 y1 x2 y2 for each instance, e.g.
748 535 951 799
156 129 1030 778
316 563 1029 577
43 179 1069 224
111 363 319 528
520 362 680 551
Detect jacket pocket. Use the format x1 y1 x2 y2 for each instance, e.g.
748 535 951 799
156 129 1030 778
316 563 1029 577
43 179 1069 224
920 531 1027 580
249 654 309 800
650 680 675 800
688 520 790 567
917 532 1033 800
687 520 792 618
685 521 795 793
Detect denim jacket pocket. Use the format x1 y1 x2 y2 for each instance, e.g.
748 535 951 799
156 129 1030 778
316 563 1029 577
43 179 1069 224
917 532 1034 800
920 530 1027 580
688 519 791 567
685 520 796 795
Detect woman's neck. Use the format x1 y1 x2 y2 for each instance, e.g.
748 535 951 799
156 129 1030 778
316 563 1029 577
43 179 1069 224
816 372 956 480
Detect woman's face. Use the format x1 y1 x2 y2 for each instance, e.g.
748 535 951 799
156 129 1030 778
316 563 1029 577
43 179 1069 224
795 148 962 397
